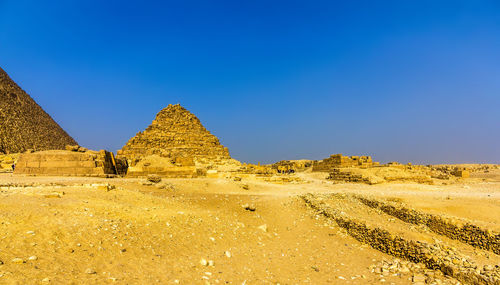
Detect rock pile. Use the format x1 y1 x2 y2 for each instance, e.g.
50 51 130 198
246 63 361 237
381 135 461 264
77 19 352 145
0 66 77 153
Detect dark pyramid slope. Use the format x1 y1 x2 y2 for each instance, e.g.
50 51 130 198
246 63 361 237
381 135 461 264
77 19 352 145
0 66 77 153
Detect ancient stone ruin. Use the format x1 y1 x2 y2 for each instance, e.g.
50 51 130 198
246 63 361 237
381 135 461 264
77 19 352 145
312 153 377 172
117 104 234 177
0 66 77 153
14 147 118 177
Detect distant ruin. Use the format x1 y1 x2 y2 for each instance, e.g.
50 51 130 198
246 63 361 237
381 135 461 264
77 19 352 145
312 154 378 172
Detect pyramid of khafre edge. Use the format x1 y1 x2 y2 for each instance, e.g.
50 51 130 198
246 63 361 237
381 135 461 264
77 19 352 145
118 104 230 160
0 66 77 154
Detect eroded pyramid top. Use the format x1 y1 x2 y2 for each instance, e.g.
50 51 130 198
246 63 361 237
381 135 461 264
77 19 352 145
119 104 230 160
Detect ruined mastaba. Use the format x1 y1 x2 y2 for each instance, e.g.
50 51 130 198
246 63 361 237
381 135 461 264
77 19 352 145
312 153 376 171
14 149 117 177
0 66 77 153
118 104 230 160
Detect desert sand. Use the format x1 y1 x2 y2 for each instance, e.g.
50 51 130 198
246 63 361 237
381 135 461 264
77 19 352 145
0 169 499 284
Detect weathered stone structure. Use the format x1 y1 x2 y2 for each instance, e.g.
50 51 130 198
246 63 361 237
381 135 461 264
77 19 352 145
118 104 230 160
117 104 234 177
0 66 77 153
14 149 118 176
125 155 198 178
312 154 376 172
0 153 19 173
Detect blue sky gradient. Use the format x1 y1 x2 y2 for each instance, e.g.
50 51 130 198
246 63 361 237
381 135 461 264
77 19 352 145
1 0 499 164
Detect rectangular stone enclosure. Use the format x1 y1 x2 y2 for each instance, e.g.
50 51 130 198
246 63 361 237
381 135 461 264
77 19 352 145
14 150 118 176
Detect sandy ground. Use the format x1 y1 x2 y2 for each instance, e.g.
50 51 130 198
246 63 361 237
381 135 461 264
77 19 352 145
0 171 499 284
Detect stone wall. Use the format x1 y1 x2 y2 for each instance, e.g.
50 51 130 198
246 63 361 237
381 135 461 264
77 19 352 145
301 194 500 285
125 155 198 178
312 154 375 172
355 195 500 255
14 149 117 177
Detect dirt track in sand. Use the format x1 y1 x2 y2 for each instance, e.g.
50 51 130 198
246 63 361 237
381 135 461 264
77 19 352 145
0 172 499 284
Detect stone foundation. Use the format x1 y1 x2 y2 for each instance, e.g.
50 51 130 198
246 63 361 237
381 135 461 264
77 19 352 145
14 150 117 176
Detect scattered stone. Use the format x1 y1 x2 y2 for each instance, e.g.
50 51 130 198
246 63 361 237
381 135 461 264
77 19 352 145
85 268 97 274
44 192 63 198
11 258 25 264
258 224 268 232
41 277 50 283
28 256 38 261
412 274 426 283
483 265 494 272
225 251 232 258
147 174 162 184
65 145 80 152
241 184 249 190
200 259 208 266
242 204 256 211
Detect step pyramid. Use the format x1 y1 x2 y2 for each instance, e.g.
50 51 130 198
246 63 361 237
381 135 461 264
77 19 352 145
0 66 77 153
118 104 230 160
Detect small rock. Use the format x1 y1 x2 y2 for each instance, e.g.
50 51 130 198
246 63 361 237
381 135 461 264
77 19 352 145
28 256 38 261
26 231 35 235
0 260 3 265
85 268 97 274
258 224 268 232
225 251 232 258
241 184 249 190
412 274 426 283
200 259 208 266
44 192 62 198
147 174 162 184
41 278 50 283
242 204 256 211
65 145 80 152
12 258 25 264
208 260 214 266
483 265 494 272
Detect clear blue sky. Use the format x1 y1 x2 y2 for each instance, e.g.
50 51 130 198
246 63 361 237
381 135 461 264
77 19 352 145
1 0 499 164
